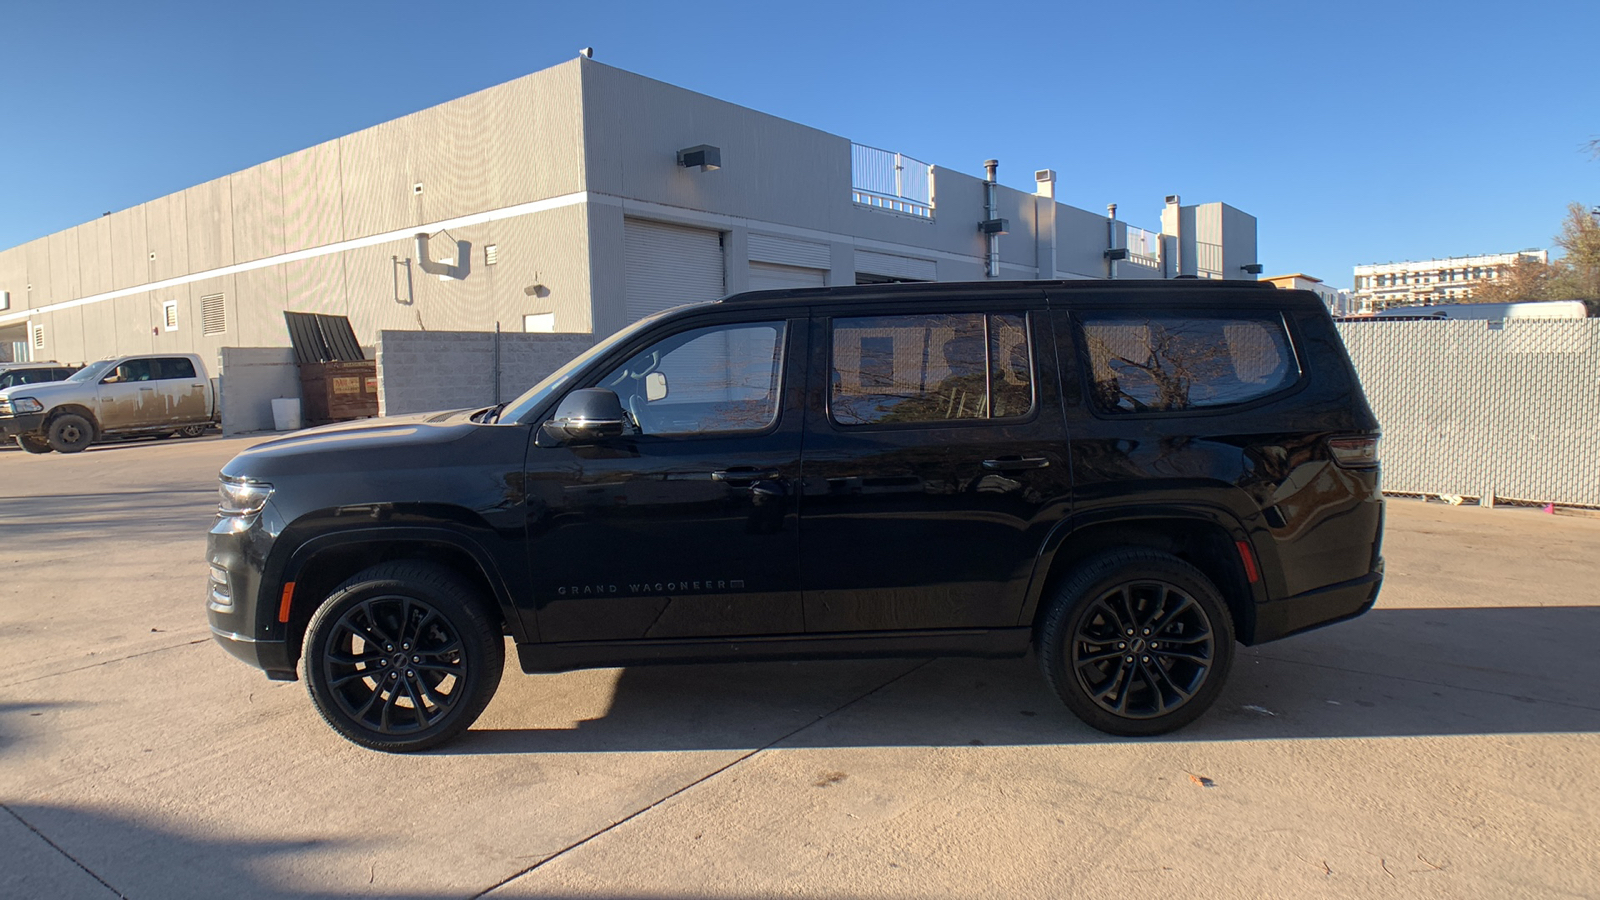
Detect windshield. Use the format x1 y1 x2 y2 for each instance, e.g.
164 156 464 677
65 360 117 384
497 302 713 424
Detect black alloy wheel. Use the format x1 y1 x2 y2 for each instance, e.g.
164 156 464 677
1039 549 1235 736
46 413 96 453
303 562 503 752
177 424 207 438
17 434 52 454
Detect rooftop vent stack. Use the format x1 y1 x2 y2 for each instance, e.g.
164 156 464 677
984 160 1000 278
1107 203 1119 280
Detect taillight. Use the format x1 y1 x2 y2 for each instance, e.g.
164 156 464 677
1328 435 1380 468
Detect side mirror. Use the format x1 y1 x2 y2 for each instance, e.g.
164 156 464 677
540 388 628 445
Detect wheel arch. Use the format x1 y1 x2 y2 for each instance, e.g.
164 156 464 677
45 404 98 430
1022 506 1265 645
268 527 526 671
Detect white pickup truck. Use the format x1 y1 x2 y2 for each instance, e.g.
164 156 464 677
0 353 219 453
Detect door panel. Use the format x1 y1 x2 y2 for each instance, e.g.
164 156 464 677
799 303 1072 633
525 317 807 642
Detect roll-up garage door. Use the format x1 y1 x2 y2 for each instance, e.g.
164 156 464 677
624 219 726 323
748 261 827 292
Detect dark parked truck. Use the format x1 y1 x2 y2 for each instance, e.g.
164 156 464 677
1 353 217 453
207 280 1384 752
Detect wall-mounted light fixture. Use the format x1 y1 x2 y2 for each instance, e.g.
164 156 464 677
1104 248 1130 261
978 218 1009 235
1240 263 1264 275
677 144 722 172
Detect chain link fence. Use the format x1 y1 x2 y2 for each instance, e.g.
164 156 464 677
1336 319 1600 507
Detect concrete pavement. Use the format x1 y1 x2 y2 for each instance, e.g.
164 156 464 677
2 434 1597 899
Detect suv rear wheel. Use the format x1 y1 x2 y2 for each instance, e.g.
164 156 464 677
1038 549 1235 736
303 562 504 752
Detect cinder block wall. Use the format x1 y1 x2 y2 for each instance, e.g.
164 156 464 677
1337 319 1600 506
218 347 301 434
376 330 595 416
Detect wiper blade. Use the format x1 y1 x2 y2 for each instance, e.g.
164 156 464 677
475 402 508 424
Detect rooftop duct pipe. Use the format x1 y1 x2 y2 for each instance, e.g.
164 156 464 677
979 159 1007 278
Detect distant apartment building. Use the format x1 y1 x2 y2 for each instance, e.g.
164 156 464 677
1351 250 1548 313
1261 273 1350 315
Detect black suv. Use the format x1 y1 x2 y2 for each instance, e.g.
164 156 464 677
208 280 1382 751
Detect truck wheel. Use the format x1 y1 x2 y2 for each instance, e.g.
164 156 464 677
17 434 53 454
303 562 504 752
177 424 208 438
46 414 96 453
1038 549 1235 737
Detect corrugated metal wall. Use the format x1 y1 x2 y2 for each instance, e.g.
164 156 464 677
1337 319 1600 507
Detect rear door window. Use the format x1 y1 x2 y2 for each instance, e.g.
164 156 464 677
830 312 1034 426
1077 311 1298 414
155 357 198 380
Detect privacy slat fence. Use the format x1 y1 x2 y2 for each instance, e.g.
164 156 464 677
1336 319 1600 507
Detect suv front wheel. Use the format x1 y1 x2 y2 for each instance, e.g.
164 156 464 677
1038 549 1235 736
303 562 504 752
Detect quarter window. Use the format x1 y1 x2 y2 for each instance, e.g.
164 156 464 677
598 321 786 436
830 312 1034 426
1079 311 1298 414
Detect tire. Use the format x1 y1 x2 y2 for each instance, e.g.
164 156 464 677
303 562 504 752
1038 549 1235 736
176 424 208 438
46 413 96 453
17 434 53 454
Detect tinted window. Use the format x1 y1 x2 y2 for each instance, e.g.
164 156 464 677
830 312 1033 426
1079 311 1298 414
598 321 786 436
155 357 197 380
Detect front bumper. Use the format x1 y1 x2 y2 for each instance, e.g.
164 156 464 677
206 509 297 680
0 413 45 439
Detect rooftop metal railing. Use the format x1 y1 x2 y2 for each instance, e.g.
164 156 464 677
852 143 934 218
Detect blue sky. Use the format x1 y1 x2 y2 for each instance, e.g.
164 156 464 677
4 0 1597 290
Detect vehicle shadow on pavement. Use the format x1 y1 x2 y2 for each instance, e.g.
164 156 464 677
2 802 823 900
448 605 1600 755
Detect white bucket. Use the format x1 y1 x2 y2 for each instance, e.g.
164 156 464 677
270 398 303 431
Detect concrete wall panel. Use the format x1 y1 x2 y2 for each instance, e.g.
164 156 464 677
482 63 585 209
24 239 53 308
411 95 490 223
231 160 285 262
107 291 155 357
145 193 190 283
1056 205 1112 278
377 329 595 416
47 304 87 363
108 206 149 291
407 222 492 332
218 346 301 434
484 204 593 335
47 230 82 304
282 140 344 253
150 283 193 357
77 218 114 297
0 246 25 314
282 253 349 319
341 239 414 346
582 61 848 232
339 117 416 239
234 266 288 347
183 177 234 273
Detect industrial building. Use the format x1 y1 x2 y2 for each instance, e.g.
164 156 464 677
0 56 1260 368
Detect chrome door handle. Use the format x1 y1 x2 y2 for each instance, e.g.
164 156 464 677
712 468 781 486
982 457 1050 471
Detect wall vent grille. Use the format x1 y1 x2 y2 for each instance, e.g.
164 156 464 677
202 294 227 335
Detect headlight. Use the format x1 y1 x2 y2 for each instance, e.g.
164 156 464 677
218 478 274 516
11 397 42 414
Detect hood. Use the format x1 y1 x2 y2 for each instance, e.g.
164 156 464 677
0 379 79 403
221 408 499 478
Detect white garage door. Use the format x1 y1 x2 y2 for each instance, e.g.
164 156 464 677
748 261 827 292
624 219 726 323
